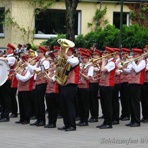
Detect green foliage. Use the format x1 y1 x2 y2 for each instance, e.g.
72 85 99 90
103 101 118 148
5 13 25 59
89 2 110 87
42 24 148 50
31 44 38 51
88 7 108 31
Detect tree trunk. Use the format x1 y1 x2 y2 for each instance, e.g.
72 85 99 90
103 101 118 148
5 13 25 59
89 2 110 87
65 0 79 41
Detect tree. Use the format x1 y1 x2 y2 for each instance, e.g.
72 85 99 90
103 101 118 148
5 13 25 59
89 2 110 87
65 0 79 41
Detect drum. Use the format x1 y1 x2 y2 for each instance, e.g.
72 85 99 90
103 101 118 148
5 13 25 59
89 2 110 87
0 59 10 86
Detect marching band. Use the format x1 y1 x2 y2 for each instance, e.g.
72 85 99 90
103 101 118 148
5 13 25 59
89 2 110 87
0 40 148 131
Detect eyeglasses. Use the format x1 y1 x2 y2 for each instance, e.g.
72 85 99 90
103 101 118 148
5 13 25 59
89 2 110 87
37 50 43 53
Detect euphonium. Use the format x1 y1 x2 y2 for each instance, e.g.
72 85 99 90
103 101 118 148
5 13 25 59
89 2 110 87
54 38 75 85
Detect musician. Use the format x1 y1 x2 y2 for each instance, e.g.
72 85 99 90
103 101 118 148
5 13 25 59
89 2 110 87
58 47 79 132
88 49 102 123
112 48 121 125
76 50 93 126
15 53 34 124
96 46 116 129
141 45 148 123
27 46 50 126
122 48 146 127
119 48 130 121
44 61 59 128
0 43 17 122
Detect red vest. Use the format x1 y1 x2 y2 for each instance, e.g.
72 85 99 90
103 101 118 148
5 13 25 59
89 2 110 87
89 67 100 83
78 64 90 88
46 71 59 93
35 59 48 85
65 65 80 85
11 76 18 88
18 69 34 91
128 60 145 85
99 60 116 86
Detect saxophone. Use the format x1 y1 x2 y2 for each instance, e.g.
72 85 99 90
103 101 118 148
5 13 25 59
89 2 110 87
54 38 75 85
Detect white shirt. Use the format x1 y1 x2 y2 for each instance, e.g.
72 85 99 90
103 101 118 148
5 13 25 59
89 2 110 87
7 54 16 66
16 68 33 82
123 60 146 73
67 55 79 67
28 57 50 72
105 58 115 72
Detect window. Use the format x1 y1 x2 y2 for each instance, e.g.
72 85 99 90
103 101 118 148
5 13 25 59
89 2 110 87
113 12 130 29
0 8 5 37
35 9 81 38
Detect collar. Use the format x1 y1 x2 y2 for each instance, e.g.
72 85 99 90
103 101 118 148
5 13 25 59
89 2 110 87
40 57 45 62
7 53 14 57
68 55 74 59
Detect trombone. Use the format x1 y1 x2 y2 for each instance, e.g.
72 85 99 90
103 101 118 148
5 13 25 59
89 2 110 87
91 52 117 63
121 53 147 66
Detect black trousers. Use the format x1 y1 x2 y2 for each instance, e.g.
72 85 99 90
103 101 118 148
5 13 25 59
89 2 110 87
18 91 32 122
0 80 12 119
11 87 18 115
89 83 99 119
120 82 130 118
77 88 89 123
112 84 120 121
141 83 148 120
45 93 58 125
35 83 47 123
129 84 141 124
60 84 77 128
100 86 114 125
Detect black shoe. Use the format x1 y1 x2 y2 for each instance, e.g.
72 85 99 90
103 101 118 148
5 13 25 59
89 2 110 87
65 127 76 131
76 121 83 126
36 121 45 126
0 118 9 122
121 117 130 121
98 115 104 119
44 124 56 128
143 119 148 123
130 123 140 127
58 126 68 130
57 114 62 119
79 122 88 126
112 120 119 125
140 118 145 122
88 118 98 123
15 120 23 124
75 116 80 121
96 123 104 128
126 122 133 126
30 120 39 126
22 121 30 124
100 124 112 129
30 116 36 120
10 114 17 118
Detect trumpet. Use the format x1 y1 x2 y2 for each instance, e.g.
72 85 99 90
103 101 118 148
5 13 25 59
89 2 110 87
121 53 147 66
91 52 117 63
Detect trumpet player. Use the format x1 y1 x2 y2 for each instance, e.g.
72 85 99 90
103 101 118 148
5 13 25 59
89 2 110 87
15 53 34 124
88 49 102 123
119 48 131 121
27 46 50 127
0 43 17 122
122 48 146 127
96 46 116 129
141 45 148 123
77 50 93 126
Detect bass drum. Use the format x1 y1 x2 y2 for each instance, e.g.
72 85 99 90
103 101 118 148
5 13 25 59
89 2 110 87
0 59 10 86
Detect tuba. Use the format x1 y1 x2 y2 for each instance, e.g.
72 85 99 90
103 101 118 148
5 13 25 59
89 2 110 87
54 38 75 85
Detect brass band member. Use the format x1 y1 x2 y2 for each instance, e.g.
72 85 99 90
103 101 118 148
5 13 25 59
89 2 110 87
96 47 116 129
119 48 130 121
0 43 17 122
123 48 146 127
141 45 148 123
44 61 59 128
15 54 34 124
88 49 102 123
27 46 50 126
77 50 93 126
58 47 80 132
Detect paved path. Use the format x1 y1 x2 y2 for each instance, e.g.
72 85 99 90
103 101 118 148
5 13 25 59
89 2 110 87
0 116 148 148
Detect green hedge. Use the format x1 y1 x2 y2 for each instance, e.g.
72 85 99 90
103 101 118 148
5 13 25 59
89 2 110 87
41 24 148 50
